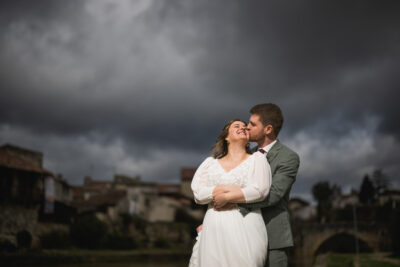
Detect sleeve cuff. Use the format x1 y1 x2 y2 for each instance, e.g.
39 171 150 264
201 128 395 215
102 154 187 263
241 187 255 202
197 185 216 203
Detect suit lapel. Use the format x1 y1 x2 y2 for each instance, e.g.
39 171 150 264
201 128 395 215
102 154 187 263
267 140 281 163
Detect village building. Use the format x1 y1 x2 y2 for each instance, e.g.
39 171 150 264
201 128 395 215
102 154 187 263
0 144 50 205
71 170 207 223
378 189 400 208
112 174 159 220
289 197 317 221
180 167 196 199
108 174 202 222
332 191 359 209
0 144 74 248
72 174 181 222
80 189 128 222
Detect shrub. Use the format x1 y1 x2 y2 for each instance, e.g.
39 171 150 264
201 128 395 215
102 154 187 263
0 240 17 252
119 213 133 230
131 215 147 232
70 214 107 249
175 208 201 238
390 208 400 255
153 237 170 248
40 231 72 249
103 233 138 250
16 230 32 249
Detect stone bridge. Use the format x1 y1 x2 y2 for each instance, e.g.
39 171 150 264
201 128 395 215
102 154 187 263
291 222 390 267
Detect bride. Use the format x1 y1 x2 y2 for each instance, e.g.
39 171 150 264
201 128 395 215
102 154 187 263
189 119 271 267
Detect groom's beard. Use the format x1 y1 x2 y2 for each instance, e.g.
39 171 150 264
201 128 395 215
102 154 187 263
248 133 263 143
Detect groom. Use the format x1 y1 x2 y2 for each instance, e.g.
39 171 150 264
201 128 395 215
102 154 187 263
238 103 299 266
204 103 300 267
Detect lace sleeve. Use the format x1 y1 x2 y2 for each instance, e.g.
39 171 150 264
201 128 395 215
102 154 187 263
191 157 216 204
241 152 271 203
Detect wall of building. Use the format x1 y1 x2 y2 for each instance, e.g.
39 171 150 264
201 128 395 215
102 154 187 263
181 180 193 199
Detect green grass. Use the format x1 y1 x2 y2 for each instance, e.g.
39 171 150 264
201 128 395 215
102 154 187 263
326 253 400 267
326 253 354 267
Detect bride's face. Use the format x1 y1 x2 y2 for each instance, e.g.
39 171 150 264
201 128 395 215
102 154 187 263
225 121 249 143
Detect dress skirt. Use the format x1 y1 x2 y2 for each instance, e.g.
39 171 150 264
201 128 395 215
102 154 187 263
189 206 267 267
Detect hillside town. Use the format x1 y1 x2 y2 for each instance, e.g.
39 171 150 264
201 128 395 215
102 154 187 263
0 143 205 249
1 143 399 266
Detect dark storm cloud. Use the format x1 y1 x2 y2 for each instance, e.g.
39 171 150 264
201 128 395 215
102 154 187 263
0 0 238 151
0 0 399 198
161 0 400 135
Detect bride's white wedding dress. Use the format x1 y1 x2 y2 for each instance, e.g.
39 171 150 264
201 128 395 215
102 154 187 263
189 151 271 267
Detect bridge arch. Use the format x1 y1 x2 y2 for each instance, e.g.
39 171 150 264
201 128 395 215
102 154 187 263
313 232 372 256
293 223 389 266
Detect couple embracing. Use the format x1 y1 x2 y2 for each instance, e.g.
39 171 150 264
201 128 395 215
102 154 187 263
189 103 300 267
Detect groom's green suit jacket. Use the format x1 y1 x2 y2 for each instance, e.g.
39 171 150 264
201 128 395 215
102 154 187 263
239 141 300 250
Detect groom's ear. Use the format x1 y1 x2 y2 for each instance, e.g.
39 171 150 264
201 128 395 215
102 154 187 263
264 125 273 135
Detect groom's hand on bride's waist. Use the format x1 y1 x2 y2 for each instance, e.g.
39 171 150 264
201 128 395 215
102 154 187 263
214 202 237 211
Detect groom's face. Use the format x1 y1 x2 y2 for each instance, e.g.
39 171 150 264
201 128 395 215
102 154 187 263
247 114 265 142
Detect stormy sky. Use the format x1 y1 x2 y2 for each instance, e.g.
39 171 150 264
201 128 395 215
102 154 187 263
1 0 399 202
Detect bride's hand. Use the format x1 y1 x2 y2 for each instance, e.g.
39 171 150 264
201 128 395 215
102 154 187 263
213 193 229 208
222 185 241 192
212 185 241 198
212 185 228 198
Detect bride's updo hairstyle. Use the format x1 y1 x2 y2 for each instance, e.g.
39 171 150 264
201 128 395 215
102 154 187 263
211 119 251 159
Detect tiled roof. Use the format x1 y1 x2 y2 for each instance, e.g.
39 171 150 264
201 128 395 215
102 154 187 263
157 184 181 194
71 190 126 209
0 150 52 175
181 168 196 181
87 181 113 190
86 190 126 206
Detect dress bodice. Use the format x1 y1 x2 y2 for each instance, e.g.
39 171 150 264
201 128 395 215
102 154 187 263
191 152 271 205
206 156 254 187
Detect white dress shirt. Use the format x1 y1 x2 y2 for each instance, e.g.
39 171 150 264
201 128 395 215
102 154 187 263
261 140 277 155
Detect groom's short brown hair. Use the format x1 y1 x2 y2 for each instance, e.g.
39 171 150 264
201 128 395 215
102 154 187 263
250 103 283 137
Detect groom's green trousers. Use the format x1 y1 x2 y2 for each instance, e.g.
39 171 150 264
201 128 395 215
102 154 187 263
265 247 291 267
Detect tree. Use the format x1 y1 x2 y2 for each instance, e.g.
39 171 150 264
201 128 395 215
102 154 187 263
359 175 375 204
70 214 107 249
372 169 390 196
312 181 341 222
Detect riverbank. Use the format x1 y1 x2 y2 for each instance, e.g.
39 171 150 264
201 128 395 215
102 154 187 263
0 248 192 266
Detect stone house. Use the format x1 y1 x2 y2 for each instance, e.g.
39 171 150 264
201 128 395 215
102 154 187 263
378 189 400 208
73 175 161 222
332 192 359 209
40 177 75 224
0 144 74 248
80 189 128 222
157 182 205 221
289 198 316 221
72 173 205 223
180 167 196 199
0 144 51 205
113 174 159 220
82 176 113 199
